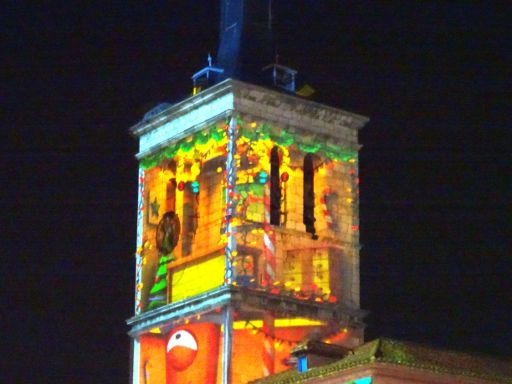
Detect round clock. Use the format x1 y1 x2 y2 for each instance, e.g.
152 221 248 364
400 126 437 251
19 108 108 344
156 211 181 254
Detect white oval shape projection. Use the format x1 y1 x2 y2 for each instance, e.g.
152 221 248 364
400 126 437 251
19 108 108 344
167 330 198 352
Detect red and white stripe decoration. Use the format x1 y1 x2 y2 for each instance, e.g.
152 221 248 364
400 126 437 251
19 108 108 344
262 182 276 284
262 182 276 376
262 312 275 376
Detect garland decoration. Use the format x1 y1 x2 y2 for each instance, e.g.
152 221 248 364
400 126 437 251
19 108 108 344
223 117 238 285
134 168 145 314
139 120 357 170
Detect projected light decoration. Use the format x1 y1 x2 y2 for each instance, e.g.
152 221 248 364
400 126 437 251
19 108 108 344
136 118 357 307
257 170 269 184
167 329 198 370
147 211 180 310
190 181 200 193
134 115 361 383
134 169 145 314
166 323 220 384
139 120 356 170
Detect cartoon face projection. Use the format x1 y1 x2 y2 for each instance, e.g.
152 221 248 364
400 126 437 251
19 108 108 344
166 323 220 384
167 329 198 370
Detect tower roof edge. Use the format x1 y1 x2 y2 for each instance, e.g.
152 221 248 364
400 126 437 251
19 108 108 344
130 78 369 139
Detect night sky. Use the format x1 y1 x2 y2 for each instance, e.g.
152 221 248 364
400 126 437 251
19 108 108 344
4 1 511 383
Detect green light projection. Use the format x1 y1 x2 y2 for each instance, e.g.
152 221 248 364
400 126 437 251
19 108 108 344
140 119 357 169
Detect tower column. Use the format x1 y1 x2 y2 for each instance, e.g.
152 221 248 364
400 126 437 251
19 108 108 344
222 115 237 384
222 305 234 384
135 167 145 314
128 79 369 384
224 115 238 285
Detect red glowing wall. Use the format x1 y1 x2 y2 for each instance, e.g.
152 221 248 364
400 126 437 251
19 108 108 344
139 334 166 384
139 323 323 383
166 323 220 384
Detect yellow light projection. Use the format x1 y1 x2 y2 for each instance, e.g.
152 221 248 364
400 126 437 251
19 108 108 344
171 254 225 302
139 119 357 311
135 117 360 384
313 249 330 294
232 317 324 330
138 319 327 384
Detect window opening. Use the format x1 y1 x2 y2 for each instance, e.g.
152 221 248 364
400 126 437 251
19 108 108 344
303 154 317 238
165 161 177 212
270 147 281 225
166 179 176 212
182 181 199 256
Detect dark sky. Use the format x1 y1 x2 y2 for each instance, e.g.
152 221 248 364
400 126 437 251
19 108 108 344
3 1 511 383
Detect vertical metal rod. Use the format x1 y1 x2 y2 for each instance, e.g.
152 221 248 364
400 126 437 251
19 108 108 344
222 305 234 384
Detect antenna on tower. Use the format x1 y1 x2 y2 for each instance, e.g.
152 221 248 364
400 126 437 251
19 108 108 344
191 54 224 95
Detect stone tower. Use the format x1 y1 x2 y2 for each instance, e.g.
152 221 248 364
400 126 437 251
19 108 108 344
127 2 369 383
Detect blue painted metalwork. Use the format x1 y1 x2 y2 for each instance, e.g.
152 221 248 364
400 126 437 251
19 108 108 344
216 0 274 84
297 356 308 373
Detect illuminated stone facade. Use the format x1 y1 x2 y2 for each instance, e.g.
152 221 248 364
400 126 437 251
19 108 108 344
127 79 369 384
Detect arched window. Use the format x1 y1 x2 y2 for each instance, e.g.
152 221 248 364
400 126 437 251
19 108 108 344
303 154 316 237
270 147 281 225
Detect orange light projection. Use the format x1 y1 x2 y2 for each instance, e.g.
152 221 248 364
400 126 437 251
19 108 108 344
166 323 220 384
139 321 319 384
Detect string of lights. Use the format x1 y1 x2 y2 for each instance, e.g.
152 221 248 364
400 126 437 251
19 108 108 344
140 119 357 170
136 118 359 314
134 168 145 314
243 320 350 347
223 117 239 285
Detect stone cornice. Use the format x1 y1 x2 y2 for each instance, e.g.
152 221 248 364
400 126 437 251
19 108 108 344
231 79 369 132
129 80 235 138
126 285 366 337
129 79 369 158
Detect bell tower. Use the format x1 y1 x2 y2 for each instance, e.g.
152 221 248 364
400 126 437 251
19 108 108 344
127 2 369 384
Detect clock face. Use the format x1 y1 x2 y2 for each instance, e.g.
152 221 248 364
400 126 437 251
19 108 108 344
156 211 181 254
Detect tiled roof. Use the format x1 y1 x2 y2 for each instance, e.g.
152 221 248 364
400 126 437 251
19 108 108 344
250 338 512 384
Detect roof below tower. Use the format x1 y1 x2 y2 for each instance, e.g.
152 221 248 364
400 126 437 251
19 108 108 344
250 338 512 384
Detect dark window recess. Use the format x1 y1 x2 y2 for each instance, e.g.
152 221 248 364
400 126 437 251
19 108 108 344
303 154 317 237
165 160 177 213
182 182 198 256
270 147 281 225
166 179 176 212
